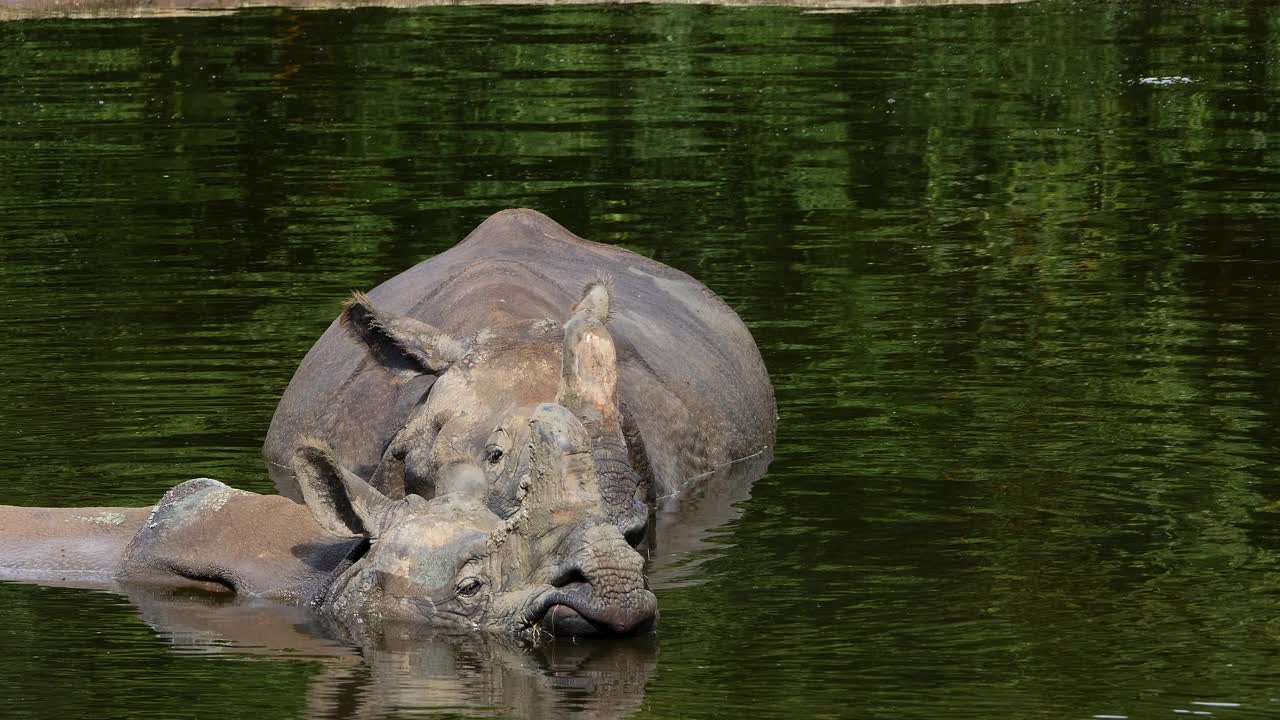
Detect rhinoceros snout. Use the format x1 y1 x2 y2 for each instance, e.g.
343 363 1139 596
538 582 658 637
534 522 658 637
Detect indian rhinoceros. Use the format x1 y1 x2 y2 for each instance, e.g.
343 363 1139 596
263 209 776 545
0 404 656 638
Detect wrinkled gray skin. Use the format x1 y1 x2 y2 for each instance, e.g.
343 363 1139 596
263 209 776 544
0 404 656 639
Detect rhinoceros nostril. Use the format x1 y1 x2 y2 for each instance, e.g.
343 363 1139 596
551 567 589 589
619 500 649 547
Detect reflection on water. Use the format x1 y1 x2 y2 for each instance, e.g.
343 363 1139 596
304 634 656 720
125 588 659 720
3 0 1280 718
0 581 655 719
648 446 774 588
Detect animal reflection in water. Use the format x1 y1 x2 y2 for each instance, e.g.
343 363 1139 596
0 404 656 640
128 588 658 720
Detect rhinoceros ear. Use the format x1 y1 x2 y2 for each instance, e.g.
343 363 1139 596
341 291 468 374
293 440 398 538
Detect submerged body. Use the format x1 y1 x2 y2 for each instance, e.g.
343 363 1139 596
0 482 360 599
0 405 656 639
0 505 154 586
264 209 776 540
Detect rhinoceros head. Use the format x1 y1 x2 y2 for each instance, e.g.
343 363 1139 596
341 283 649 546
294 403 656 639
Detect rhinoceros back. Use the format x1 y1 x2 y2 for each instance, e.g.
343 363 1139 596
264 209 775 500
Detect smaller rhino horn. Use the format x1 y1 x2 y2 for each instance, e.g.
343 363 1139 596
523 404 606 522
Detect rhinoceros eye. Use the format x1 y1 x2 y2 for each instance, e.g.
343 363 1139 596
484 446 504 465
457 577 484 597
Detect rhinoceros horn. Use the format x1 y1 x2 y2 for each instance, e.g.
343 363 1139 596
521 403 611 528
557 282 619 426
556 283 648 543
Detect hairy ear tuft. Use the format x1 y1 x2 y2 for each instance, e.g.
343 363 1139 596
339 291 466 375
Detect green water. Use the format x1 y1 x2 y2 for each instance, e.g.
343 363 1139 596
3 0 1280 717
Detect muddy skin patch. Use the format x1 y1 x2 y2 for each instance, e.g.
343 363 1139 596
73 512 127 526
142 478 248 533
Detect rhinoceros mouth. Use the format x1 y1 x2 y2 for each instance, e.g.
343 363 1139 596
528 582 657 638
542 604 607 636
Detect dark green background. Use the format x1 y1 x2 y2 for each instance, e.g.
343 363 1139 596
3 1 1280 717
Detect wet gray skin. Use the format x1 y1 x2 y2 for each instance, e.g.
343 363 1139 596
316 403 658 638
0 405 656 640
265 211 778 550
343 280 651 547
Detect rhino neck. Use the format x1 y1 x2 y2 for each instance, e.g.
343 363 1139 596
239 533 369 607
116 479 370 604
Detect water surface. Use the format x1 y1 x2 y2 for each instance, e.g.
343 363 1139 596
3 1 1280 717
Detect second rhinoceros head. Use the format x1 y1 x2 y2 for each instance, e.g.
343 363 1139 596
338 282 650 546
298 402 656 639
